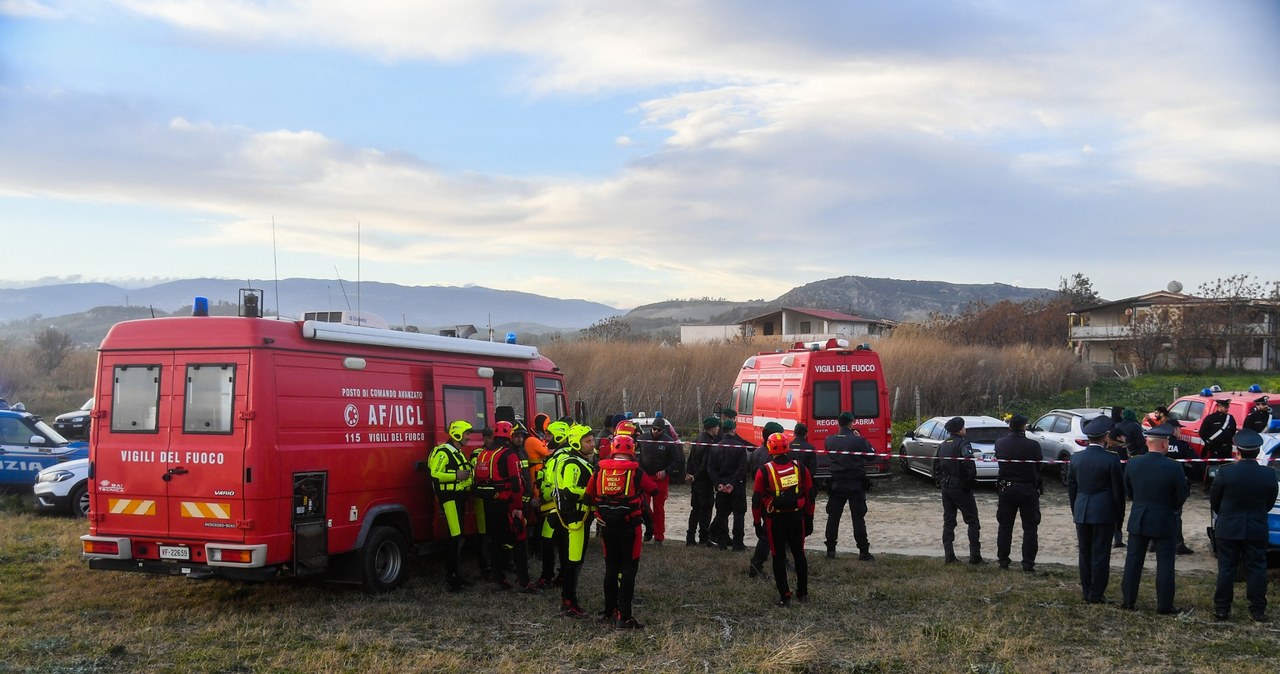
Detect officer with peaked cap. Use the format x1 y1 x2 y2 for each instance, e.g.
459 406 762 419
1120 423 1190 614
1067 414 1125 604
1243 397 1273 433
685 416 720 546
937 416 982 564
994 414 1043 572
1200 399 1238 492
1210 429 1278 621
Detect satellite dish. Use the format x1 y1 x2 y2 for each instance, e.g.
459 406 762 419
1167 280 1183 293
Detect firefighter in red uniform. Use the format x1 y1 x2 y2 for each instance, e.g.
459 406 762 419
586 434 658 628
472 421 538 593
753 432 816 606
429 420 477 592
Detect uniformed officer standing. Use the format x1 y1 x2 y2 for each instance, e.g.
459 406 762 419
823 412 874 561
708 418 751 551
1210 429 1278 621
428 420 477 592
1067 416 1125 604
993 414 1042 572
1199 399 1237 492
1243 396 1273 433
937 417 982 564
1164 418 1197 555
638 416 685 544
1102 425 1129 549
685 416 720 547
1120 424 1190 614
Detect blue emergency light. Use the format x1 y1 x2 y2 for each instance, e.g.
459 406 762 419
505 332 517 344
193 296 209 317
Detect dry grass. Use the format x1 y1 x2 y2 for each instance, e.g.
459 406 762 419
3 492 1278 674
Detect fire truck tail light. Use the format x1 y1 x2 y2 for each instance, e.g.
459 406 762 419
206 544 267 567
81 536 131 559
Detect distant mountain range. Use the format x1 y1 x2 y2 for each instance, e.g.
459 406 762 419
0 275 1056 345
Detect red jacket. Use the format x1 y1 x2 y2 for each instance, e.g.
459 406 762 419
752 457 815 523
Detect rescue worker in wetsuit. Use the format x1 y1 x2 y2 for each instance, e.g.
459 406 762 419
753 432 815 607
428 419 477 592
585 434 658 629
638 416 684 544
555 424 597 618
472 421 538 593
1199 399 1237 493
685 416 721 547
937 416 983 564
515 421 550 552
749 421 786 578
535 420 573 588
993 414 1042 572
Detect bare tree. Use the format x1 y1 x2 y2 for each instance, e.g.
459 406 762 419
1124 307 1175 372
35 327 75 373
1197 274 1264 369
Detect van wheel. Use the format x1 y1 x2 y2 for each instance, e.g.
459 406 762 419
70 483 90 518
360 526 408 593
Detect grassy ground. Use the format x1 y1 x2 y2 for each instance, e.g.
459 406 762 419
2 493 1278 674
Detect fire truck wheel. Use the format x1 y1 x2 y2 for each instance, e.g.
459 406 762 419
360 526 408 593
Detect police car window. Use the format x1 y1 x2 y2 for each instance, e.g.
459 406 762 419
812 381 840 419
0 417 28 444
850 380 879 419
443 386 486 431
111 365 160 433
183 364 236 434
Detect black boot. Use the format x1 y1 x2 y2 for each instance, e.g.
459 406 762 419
944 543 957 564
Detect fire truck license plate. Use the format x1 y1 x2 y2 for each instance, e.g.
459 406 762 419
159 546 190 561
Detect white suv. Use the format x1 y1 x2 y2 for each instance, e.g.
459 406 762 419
34 458 90 517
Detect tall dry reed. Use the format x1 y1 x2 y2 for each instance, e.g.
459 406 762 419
543 334 1093 429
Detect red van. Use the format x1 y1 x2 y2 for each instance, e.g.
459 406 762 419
1166 388 1279 454
728 339 892 476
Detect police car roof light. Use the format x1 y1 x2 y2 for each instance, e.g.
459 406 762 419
1249 384 1262 393
1199 388 1213 397
1210 384 1222 392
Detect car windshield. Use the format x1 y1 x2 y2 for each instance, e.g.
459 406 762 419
80 399 93 411
33 419 70 445
966 427 1009 445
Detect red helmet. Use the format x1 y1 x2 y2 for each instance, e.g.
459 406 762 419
767 432 790 455
493 421 514 439
614 419 638 437
611 435 636 456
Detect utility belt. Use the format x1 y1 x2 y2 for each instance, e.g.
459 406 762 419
474 484 512 501
435 481 470 493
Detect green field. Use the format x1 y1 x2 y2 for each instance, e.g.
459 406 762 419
2 493 1277 674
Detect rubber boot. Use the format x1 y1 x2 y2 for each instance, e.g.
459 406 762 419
943 543 958 564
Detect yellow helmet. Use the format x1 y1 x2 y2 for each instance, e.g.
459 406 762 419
546 420 571 445
566 424 595 452
448 420 474 443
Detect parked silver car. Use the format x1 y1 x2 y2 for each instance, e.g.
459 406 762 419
1026 408 1111 485
899 415 1006 487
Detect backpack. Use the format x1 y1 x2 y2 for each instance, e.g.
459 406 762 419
764 461 803 513
472 447 505 499
594 461 642 526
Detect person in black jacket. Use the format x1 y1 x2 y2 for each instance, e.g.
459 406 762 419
709 418 751 551
1120 424 1190 614
790 423 820 533
1210 429 1279 621
1164 418 1197 555
823 412 874 561
937 416 982 564
1117 409 1146 458
1102 425 1129 548
684 416 720 547
1199 399 1237 492
993 414 1042 572
638 417 685 544
1067 415 1125 604
1243 396 1273 433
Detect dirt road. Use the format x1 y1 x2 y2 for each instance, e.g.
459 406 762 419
661 469 1219 572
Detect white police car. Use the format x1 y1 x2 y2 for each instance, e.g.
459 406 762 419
0 405 89 491
34 458 90 517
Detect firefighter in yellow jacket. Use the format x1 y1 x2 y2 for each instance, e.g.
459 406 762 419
535 420 573 588
555 424 597 617
429 419 477 592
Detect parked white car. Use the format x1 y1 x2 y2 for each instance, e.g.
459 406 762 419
34 458 90 517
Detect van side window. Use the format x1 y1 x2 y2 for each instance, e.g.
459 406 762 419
534 377 565 421
740 382 758 414
850 380 879 419
112 365 160 433
493 371 527 422
812 380 840 418
443 386 487 431
184 364 236 434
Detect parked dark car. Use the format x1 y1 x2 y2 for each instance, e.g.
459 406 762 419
52 398 93 440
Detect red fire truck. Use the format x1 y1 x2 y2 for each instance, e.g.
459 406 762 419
728 339 892 476
81 299 567 591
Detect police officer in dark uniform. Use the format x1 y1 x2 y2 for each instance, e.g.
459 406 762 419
1102 424 1129 548
1210 429 1279 621
790 423 820 536
993 414 1042 572
1120 424 1190 614
709 418 751 551
1164 418 1196 555
1243 396 1273 433
823 412 874 561
1116 408 1146 459
937 416 982 564
1199 398 1237 492
685 416 720 547
1067 415 1125 604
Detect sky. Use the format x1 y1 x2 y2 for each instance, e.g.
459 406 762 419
1 0 1278 310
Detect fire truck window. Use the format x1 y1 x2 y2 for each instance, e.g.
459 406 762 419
812 381 840 419
536 391 564 421
494 372 527 422
850 380 879 419
183 364 236 434
535 377 563 392
111 365 160 433
740 381 757 415
443 386 487 431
